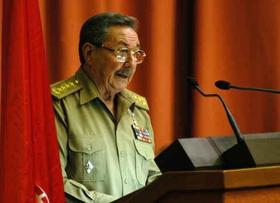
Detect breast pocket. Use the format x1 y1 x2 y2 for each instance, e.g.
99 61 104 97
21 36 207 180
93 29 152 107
67 137 105 182
134 139 155 186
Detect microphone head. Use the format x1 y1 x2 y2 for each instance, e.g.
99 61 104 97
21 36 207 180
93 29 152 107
186 77 199 87
215 80 231 90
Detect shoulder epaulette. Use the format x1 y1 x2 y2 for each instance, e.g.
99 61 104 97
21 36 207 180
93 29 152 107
51 76 82 99
122 90 149 110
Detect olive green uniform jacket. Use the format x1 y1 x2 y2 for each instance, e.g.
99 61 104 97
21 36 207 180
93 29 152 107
51 68 161 203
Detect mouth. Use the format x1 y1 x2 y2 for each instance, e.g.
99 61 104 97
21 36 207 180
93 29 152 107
115 69 131 79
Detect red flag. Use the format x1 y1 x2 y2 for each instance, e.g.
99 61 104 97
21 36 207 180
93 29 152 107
1 0 65 202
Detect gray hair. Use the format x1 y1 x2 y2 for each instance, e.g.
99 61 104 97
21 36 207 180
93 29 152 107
79 12 138 64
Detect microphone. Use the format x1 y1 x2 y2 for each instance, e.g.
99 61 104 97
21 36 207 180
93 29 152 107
215 80 280 94
187 77 245 144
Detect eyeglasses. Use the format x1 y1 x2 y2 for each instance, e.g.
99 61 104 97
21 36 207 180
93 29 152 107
94 43 146 64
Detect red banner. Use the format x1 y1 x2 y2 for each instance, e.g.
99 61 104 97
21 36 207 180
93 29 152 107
1 0 65 202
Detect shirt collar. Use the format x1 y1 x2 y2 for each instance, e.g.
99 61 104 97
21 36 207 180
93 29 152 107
76 68 148 111
76 68 99 105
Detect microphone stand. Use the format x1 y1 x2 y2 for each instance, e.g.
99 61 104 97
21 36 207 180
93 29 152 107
188 77 256 169
192 84 244 144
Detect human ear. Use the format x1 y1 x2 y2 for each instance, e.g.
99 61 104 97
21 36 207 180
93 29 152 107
82 42 95 65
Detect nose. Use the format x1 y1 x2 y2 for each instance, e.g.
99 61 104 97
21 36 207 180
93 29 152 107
124 52 137 66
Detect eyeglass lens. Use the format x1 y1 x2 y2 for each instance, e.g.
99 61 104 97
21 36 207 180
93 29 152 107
115 49 145 64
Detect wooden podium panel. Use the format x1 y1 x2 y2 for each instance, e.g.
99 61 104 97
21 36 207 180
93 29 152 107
114 166 280 203
159 187 280 203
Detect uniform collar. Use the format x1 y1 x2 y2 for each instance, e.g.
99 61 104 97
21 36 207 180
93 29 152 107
76 68 100 105
119 90 149 111
76 68 135 108
76 68 149 111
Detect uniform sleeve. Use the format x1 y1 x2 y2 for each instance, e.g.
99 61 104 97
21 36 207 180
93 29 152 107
146 158 161 184
53 99 117 203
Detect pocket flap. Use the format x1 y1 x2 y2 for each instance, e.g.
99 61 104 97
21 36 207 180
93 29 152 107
69 138 104 154
134 139 154 160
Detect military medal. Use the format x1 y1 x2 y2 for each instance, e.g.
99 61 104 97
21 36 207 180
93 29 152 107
129 109 152 143
132 125 152 143
85 160 94 174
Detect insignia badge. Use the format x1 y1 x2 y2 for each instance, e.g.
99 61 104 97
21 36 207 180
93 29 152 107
85 160 94 174
132 125 152 143
129 109 152 144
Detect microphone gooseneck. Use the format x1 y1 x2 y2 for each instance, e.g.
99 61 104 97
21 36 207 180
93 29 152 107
187 77 244 144
215 80 280 94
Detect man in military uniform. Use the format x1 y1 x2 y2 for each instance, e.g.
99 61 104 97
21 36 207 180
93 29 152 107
51 12 161 202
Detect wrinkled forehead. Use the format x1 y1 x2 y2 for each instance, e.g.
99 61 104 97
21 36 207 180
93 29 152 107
104 26 140 48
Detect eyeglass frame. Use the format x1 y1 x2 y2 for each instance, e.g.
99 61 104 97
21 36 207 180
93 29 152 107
92 43 146 64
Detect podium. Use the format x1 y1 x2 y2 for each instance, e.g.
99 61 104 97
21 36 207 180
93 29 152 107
155 132 280 171
114 166 280 203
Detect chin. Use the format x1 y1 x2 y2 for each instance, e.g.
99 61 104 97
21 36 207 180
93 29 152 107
111 77 131 91
111 84 127 92
116 81 129 89
117 85 128 91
